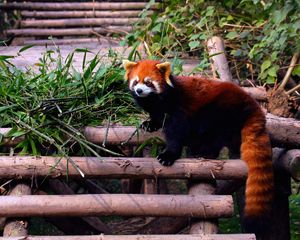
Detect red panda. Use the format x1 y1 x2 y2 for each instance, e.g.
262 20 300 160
123 59 274 236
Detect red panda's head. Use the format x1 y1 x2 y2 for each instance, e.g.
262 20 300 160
122 59 173 97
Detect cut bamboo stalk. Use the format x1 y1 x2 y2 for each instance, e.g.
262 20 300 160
6 26 132 36
279 52 300 89
207 36 233 82
3 184 31 237
0 2 159 10
273 149 300 181
21 18 140 28
0 234 256 240
0 156 248 180
0 194 233 218
21 10 151 18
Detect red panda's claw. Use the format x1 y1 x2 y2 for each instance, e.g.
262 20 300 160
157 151 177 166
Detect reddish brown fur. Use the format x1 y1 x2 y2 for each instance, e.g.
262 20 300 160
176 76 274 218
126 60 274 220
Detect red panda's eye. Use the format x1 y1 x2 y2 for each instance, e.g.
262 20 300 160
145 81 153 87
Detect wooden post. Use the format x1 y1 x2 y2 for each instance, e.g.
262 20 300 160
3 183 31 237
207 36 233 82
189 181 218 234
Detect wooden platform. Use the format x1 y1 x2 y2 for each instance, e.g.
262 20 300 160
0 44 199 73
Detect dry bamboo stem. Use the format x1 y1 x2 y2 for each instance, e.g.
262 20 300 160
6 27 132 36
0 2 159 10
21 18 140 28
0 194 233 218
0 156 248 180
207 36 233 82
0 234 256 240
21 10 150 18
280 52 300 89
286 84 300 95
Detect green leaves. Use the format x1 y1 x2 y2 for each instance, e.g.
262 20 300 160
226 31 238 40
189 41 200 50
261 60 271 72
0 48 139 156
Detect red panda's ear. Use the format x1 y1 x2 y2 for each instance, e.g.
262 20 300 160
122 60 137 80
156 62 173 87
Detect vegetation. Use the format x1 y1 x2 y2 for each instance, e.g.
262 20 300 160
124 0 300 84
0 47 141 162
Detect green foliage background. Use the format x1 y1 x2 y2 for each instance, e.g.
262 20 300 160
124 0 300 84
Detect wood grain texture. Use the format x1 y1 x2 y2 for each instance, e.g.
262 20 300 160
0 194 233 218
0 156 248 180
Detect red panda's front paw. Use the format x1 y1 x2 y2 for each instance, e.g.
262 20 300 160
157 151 178 166
141 120 160 132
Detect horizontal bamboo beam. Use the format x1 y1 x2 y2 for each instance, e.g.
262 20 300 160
0 194 233 218
0 156 247 179
0 234 256 240
267 113 300 148
21 18 140 28
23 38 120 46
0 2 159 10
6 26 132 36
274 149 300 181
2 112 299 148
84 126 162 145
21 10 150 18
84 113 300 149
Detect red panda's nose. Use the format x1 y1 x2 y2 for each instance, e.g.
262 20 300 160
136 88 143 94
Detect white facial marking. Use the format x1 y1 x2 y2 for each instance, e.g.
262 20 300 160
144 76 162 94
129 76 139 91
152 81 162 93
134 83 153 97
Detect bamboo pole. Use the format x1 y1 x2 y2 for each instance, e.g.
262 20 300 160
23 38 120 46
48 179 112 234
189 182 218 234
21 18 140 28
3 184 31 237
0 234 256 240
21 10 151 18
279 52 300 89
0 194 233 218
0 2 159 10
6 27 132 36
0 156 248 180
2 112 300 148
207 36 233 82
273 148 300 181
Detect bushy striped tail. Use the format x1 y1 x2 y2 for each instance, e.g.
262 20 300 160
240 110 274 235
